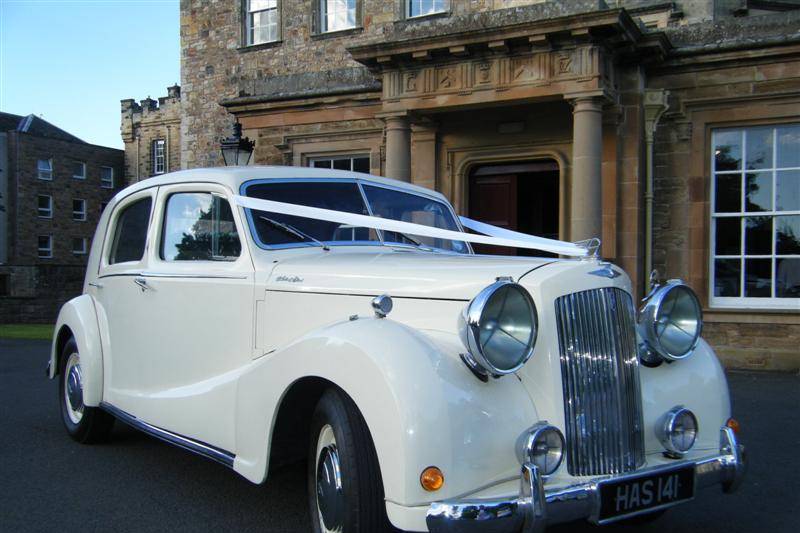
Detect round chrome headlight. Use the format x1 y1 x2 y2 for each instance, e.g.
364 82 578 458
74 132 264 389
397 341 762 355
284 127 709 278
519 424 565 475
657 406 698 458
639 281 702 361
459 280 538 377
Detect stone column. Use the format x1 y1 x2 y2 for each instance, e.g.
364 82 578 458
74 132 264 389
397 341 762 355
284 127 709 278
384 114 411 182
569 96 604 242
411 120 437 190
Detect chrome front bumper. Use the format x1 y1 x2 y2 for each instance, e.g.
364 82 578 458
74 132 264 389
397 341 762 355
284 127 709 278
426 427 745 533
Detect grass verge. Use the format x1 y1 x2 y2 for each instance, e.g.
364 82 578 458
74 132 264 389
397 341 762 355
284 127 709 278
0 324 54 341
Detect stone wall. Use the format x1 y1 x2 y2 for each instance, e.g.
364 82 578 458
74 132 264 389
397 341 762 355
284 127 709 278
647 11 800 371
121 85 181 184
180 0 707 170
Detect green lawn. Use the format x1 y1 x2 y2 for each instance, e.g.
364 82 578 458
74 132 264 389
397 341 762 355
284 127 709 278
0 324 54 341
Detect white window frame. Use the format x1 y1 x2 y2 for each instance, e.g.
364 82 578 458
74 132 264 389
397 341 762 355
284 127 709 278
37 195 53 218
319 0 358 33
152 139 166 175
406 0 447 19
710 124 800 310
73 198 87 221
308 154 371 172
72 161 86 180
72 237 88 255
38 235 53 259
100 166 114 189
37 159 53 180
245 0 280 46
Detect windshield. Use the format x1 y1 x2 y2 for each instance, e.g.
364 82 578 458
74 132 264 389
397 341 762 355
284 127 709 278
243 179 468 253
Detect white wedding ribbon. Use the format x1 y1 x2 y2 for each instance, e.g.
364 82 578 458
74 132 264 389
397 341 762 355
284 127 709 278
234 195 588 257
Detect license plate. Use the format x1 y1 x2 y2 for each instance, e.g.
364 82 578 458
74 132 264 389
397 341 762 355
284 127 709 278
597 465 695 523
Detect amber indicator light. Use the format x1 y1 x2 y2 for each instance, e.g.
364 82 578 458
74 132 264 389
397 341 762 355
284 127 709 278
420 466 444 492
726 418 741 434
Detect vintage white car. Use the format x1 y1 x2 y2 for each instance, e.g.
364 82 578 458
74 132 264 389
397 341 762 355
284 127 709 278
50 166 745 532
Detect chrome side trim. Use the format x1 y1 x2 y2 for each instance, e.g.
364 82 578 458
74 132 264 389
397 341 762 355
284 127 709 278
140 272 249 280
100 402 235 468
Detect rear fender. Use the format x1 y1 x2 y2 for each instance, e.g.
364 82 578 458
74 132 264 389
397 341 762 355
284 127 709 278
50 295 103 407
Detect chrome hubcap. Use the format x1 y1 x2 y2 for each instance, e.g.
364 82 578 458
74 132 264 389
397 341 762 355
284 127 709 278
315 424 343 533
64 353 84 424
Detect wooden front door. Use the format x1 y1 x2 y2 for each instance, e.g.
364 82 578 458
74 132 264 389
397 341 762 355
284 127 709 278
468 174 518 255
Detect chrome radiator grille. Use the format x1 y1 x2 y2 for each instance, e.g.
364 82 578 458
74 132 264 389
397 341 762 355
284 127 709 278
555 287 645 476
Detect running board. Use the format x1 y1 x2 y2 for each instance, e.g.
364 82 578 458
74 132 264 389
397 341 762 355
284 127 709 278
100 402 235 468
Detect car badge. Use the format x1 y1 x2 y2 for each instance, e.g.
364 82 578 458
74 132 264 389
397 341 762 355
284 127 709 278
588 264 621 279
275 275 303 283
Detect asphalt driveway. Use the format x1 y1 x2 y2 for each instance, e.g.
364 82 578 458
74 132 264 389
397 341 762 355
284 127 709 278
1 338 798 532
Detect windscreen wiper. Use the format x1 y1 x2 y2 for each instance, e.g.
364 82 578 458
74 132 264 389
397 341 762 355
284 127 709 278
392 231 439 253
259 215 330 251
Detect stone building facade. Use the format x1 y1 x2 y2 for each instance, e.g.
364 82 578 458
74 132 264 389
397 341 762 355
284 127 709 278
178 0 800 370
0 112 123 322
121 85 182 184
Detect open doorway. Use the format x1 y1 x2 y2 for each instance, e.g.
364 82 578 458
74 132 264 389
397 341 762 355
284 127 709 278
468 160 559 257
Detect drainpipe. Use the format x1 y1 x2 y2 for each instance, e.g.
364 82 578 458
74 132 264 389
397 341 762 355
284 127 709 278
643 89 669 294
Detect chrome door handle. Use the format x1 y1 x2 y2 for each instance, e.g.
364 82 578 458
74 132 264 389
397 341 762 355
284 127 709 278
88 282 103 289
133 277 151 292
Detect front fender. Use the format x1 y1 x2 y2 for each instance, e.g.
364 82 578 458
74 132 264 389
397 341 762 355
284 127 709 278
233 316 538 507
50 295 103 407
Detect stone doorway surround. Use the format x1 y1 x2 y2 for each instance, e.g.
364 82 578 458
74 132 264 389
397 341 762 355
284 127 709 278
347 7 669 242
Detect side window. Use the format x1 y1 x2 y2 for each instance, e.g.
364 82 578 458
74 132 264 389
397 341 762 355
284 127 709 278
161 193 241 261
109 197 152 264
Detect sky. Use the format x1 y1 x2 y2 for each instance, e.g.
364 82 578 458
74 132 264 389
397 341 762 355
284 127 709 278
0 0 180 149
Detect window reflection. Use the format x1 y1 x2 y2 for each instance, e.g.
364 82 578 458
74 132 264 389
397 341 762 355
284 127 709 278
161 193 241 261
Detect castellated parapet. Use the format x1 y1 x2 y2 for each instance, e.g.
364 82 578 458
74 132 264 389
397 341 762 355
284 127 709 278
120 84 181 184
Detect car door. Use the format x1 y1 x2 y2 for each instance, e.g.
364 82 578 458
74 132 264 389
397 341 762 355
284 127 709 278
127 183 254 452
93 188 157 415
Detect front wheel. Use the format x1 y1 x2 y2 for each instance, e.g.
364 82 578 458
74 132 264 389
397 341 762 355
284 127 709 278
308 387 393 533
58 338 114 443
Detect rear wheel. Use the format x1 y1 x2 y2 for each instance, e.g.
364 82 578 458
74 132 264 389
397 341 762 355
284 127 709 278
308 387 392 533
58 338 114 443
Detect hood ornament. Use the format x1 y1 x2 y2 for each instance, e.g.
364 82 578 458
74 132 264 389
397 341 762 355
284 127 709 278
588 263 621 279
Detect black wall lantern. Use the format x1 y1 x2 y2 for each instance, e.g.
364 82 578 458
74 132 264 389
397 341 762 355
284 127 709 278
220 121 255 166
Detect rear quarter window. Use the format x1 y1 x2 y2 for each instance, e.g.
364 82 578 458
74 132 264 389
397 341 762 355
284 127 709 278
109 197 152 264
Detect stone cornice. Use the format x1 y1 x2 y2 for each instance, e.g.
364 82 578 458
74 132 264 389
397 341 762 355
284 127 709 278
347 8 671 69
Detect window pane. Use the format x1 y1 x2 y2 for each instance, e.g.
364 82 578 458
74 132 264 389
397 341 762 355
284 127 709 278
745 128 773 170
110 198 152 264
714 130 742 171
249 0 276 12
744 258 771 297
73 162 85 177
714 174 741 213
745 171 772 212
776 124 800 169
745 216 772 255
714 258 740 297
353 156 370 173
715 217 741 255
313 160 332 169
333 158 351 171
246 181 374 246
162 193 241 261
363 184 467 253
776 258 800 297
38 196 50 209
776 215 800 255
776 170 800 211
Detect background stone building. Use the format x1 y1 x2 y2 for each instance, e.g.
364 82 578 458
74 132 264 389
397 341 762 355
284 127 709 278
0 112 123 322
121 84 182 184
177 0 799 370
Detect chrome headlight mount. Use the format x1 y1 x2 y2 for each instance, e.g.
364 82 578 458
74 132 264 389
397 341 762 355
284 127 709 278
638 280 703 364
458 280 538 381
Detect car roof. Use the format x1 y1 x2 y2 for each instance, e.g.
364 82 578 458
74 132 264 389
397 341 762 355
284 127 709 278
114 165 449 203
